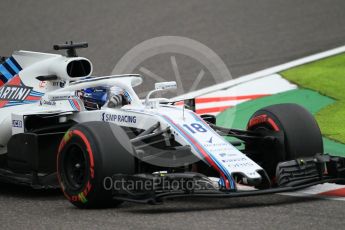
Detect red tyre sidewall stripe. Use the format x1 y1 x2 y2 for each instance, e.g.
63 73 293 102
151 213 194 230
72 130 95 169
248 114 280 131
57 129 95 202
267 118 280 131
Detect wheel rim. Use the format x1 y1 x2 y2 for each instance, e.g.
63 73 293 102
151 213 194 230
63 144 88 190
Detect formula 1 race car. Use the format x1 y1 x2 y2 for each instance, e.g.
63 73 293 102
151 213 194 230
0 42 345 209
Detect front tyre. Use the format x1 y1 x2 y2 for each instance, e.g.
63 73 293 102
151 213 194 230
57 121 136 209
246 103 323 177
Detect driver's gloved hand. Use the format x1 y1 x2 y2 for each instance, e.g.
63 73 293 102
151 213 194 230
108 94 123 108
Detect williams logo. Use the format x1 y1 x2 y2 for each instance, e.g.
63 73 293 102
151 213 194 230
0 86 32 101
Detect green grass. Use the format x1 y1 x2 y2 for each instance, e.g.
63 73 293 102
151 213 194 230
281 53 345 143
216 89 345 156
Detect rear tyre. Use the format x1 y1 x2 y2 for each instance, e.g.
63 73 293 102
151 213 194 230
57 121 135 209
246 103 323 177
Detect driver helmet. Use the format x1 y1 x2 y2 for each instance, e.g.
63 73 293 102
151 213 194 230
78 86 130 110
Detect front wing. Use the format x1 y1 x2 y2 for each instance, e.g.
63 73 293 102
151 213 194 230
108 154 345 204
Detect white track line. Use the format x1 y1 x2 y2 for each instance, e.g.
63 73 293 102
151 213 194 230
193 74 296 115
173 45 345 100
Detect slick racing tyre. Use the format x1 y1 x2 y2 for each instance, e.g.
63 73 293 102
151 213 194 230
57 121 135 209
246 103 323 177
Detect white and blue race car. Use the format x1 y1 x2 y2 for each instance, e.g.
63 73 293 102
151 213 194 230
0 42 344 209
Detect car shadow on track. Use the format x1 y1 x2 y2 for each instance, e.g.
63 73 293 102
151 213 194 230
122 195 321 214
0 182 62 200
0 182 322 212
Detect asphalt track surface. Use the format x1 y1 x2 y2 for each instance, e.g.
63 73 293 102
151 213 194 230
1 0 345 229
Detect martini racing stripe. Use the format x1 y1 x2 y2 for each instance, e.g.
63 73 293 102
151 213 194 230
0 73 7 86
161 114 235 190
2 61 16 76
6 58 21 73
29 91 44 97
69 100 78 111
0 100 8 108
0 57 22 85
68 98 81 111
9 57 22 72
5 100 38 107
0 64 12 79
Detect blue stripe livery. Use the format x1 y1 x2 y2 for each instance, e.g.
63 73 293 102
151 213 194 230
0 56 22 84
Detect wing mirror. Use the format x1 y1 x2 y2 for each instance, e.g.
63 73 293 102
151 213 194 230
154 81 177 91
145 81 177 108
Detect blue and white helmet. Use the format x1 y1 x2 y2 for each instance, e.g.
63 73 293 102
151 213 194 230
80 86 129 110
